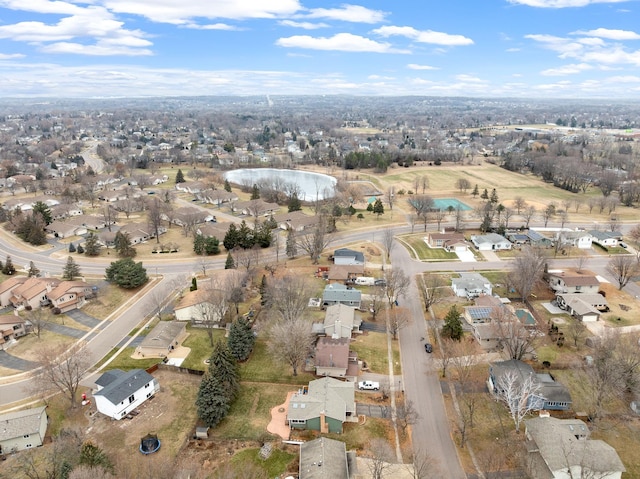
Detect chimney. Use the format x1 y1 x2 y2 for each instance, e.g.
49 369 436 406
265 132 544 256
320 412 328 433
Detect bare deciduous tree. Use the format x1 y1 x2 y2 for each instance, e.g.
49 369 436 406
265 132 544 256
408 195 433 232
386 306 412 340
381 228 394 267
567 319 588 349
606 255 638 290
508 246 548 301
396 399 419 434
267 317 314 376
193 282 229 347
383 268 410 307
30 342 92 407
495 369 543 432
408 449 445 479
418 273 445 312
522 205 537 229
495 318 537 361
367 438 395 479
266 275 311 324
296 217 333 264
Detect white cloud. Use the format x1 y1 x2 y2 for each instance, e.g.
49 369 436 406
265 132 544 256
275 33 410 53
606 75 640 82
0 53 25 59
572 28 640 40
41 42 153 56
507 0 629 7
102 0 303 24
454 74 486 83
506 47 521 52
304 4 386 23
407 63 439 70
279 20 328 29
373 26 473 46
183 23 240 30
541 63 593 75
0 0 85 15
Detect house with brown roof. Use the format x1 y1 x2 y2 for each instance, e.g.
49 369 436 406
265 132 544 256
547 269 600 294
47 281 95 313
0 276 28 306
314 337 359 380
271 211 320 232
326 264 365 283
0 317 31 350
10 277 61 310
118 222 166 244
426 231 468 252
197 189 238 206
234 199 280 217
196 222 228 239
45 220 87 238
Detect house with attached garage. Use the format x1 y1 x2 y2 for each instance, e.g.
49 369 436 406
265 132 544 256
46 280 96 313
426 231 468 252
93 369 160 420
135 321 187 358
588 230 621 248
322 284 361 309
0 406 48 454
313 337 359 380
287 377 356 433
299 437 351 479
10 277 61 310
314 303 362 339
0 276 28 306
0 316 31 350
556 293 608 322
332 248 365 266
524 416 625 479
546 269 600 294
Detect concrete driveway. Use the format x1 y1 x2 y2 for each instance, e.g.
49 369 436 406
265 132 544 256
65 309 101 328
43 322 86 338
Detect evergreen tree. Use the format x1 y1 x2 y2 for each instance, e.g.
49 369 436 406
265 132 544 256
259 274 268 305
2 256 15 275
250 184 260 200
27 261 40 277
79 441 114 474
225 251 235 269
193 233 206 255
255 222 272 248
69 242 76 253
223 223 239 251
288 192 302 212
224 179 232 192
76 244 85 254
442 305 463 341
489 188 499 204
237 220 255 249
205 236 220 255
286 228 297 258
114 231 136 258
32 201 52 225
62 256 80 280
332 205 343 218
175 169 185 184
471 184 479 198
480 188 489 201
347 205 356 217
190 277 198 291
210 339 239 399
105 258 148 288
227 317 255 361
83 231 101 256
366 202 374 213
373 198 385 217
195 371 231 428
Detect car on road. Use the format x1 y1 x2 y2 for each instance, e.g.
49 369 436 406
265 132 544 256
424 343 433 353
358 380 380 390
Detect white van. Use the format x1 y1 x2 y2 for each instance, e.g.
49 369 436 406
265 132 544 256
354 277 376 286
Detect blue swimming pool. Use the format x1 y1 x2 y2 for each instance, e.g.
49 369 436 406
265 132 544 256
432 198 472 211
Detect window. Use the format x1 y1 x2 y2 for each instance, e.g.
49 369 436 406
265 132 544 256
25 444 32 448
128 394 135 404
23 434 30 438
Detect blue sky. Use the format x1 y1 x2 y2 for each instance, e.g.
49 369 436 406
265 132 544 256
0 0 639 98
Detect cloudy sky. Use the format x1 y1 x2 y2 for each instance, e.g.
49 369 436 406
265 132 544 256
0 0 639 98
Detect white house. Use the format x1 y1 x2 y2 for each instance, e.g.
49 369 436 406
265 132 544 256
93 369 160 420
332 248 365 266
470 233 512 251
588 230 620 248
451 273 492 298
0 406 48 454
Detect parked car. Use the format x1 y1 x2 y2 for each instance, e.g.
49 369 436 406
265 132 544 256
620 242 628 249
358 380 380 391
424 343 433 353
374 279 387 286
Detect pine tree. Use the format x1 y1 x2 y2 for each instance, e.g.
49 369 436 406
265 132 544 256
27 261 40 277
373 198 385 217
250 184 260 200
84 231 101 256
190 277 198 291
79 441 114 474
286 228 297 259
223 223 239 251
471 184 479 198
224 179 232 192
76 244 85 254
105 258 148 288
2 256 15 275
62 256 80 280
32 201 52 225
366 202 374 213
227 317 255 361
205 236 220 255
288 193 302 212
69 242 76 253
442 305 463 341
490 188 499 204
175 169 185 184
225 251 235 269
209 339 239 399
193 233 206 255
196 372 231 428
259 274 268 305
114 231 136 258
480 188 489 200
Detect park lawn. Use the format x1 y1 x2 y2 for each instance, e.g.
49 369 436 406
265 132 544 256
350 331 401 375
180 327 225 370
214 382 299 440
397 234 459 261
239 339 316 384
230 448 297 478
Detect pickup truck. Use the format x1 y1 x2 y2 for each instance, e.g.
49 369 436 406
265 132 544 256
358 380 380 391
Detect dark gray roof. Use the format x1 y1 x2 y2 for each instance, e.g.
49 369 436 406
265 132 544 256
334 248 364 263
299 437 349 479
139 321 185 350
322 284 361 303
93 369 154 405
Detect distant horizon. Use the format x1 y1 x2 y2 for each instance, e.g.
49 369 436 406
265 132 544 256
1 1 640 98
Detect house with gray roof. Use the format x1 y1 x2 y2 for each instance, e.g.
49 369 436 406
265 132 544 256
322 284 361 309
525 416 625 479
588 230 621 248
319 303 362 339
0 406 48 454
451 273 492 299
93 369 159 420
489 360 572 411
136 321 187 358
547 269 600 294
556 293 608 322
287 377 356 434
470 233 511 251
299 437 351 479
332 248 365 266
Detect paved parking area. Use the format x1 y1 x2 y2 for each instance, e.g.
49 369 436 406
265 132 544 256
43 322 86 338
65 309 101 328
0 350 36 372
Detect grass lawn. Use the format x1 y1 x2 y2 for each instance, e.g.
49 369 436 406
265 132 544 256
230 448 296 477
180 326 225 370
214 382 299 440
239 339 316 384
83 283 139 319
397 234 459 261
155 380 200 457
350 331 401 375
97 347 160 371
4 330 75 362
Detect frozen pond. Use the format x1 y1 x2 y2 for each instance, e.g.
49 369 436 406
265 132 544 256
224 168 336 201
